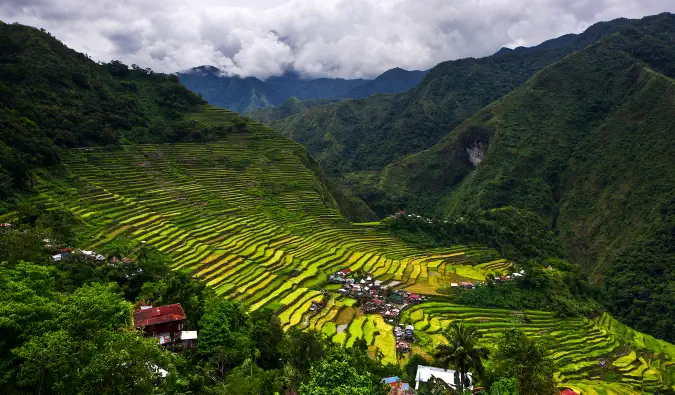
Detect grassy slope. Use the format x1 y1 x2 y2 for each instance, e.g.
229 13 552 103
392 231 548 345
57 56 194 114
270 17 636 176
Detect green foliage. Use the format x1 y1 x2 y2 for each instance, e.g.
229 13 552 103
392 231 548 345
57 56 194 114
603 195 675 343
219 359 286 395
451 270 598 317
404 354 431 382
299 349 389 395
0 262 171 394
487 329 556 395
490 377 518 395
198 299 253 371
280 328 329 377
435 322 489 389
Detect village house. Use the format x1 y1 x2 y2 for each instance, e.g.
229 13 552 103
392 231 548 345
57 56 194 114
133 303 198 350
414 365 472 391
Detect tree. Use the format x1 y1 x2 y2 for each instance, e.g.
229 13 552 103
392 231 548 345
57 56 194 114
299 354 388 395
490 329 556 395
435 322 489 389
198 299 253 375
280 328 328 376
218 359 285 395
0 262 60 385
490 377 518 395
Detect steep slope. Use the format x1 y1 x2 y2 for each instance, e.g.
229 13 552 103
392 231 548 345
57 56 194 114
271 17 636 176
0 21 374 221
178 67 427 113
378 12 675 341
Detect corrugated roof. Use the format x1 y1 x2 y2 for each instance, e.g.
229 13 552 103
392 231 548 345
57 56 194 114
134 303 186 327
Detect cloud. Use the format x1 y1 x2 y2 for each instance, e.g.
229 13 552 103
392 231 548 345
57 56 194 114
0 0 672 79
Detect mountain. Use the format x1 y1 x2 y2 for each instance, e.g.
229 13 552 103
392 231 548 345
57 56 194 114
0 21 373 221
342 67 429 98
270 17 637 176
177 66 427 113
374 12 675 341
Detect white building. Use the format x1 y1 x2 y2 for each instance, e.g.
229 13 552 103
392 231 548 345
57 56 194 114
414 365 473 390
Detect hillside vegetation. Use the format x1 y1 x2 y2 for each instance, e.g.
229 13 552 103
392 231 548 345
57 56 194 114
247 97 342 125
270 17 636 176
377 13 675 342
0 21 373 222
178 66 428 113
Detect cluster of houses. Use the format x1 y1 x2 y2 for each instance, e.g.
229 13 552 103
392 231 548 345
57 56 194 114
445 270 526 291
328 268 425 321
51 247 106 262
394 324 416 352
133 303 198 351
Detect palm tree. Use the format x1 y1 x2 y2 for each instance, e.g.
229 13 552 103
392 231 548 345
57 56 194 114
434 321 489 391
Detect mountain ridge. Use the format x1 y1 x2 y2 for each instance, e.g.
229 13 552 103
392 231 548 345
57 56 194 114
178 66 428 113
269 15 639 177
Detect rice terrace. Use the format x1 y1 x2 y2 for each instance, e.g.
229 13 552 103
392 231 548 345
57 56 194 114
6 106 672 394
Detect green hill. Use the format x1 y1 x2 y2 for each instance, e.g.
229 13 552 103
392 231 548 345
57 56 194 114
270 16 636 176
246 97 342 125
376 12 675 342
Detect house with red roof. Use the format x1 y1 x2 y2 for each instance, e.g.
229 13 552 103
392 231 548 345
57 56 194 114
560 389 580 395
134 304 189 346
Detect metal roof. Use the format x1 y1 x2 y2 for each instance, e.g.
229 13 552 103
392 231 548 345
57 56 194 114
134 303 186 327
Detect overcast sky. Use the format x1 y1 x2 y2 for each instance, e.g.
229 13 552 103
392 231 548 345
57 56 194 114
0 0 673 79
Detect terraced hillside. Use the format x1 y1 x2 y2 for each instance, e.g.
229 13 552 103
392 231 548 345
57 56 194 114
400 303 675 393
29 107 504 311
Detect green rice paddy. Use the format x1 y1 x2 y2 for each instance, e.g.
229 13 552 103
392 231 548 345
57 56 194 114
400 302 675 393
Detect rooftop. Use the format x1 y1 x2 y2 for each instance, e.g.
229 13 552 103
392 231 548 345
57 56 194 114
415 365 472 389
134 304 186 327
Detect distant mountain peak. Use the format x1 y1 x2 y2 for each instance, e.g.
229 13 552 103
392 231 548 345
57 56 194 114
183 65 221 75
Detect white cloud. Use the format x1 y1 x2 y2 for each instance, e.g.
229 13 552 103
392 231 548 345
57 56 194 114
0 0 672 79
